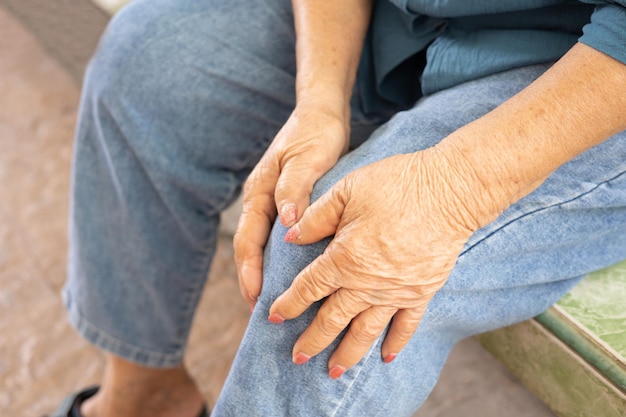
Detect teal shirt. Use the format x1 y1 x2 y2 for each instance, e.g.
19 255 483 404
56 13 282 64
359 0 626 113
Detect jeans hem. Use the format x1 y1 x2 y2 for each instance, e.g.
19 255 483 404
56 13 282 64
62 287 185 368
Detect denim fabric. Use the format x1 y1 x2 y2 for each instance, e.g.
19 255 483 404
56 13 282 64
64 0 297 367
212 64 626 416
64 0 626 414
64 0 381 368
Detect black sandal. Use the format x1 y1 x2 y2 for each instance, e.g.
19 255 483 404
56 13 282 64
50 386 98 417
51 386 210 417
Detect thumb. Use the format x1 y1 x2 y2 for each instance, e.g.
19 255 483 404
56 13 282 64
284 181 348 245
275 155 334 228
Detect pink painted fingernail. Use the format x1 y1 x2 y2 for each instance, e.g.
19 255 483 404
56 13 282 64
280 204 297 226
284 225 300 243
329 365 346 379
293 352 310 365
383 354 397 364
268 313 284 324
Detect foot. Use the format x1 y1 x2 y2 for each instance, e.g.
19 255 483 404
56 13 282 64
80 355 205 417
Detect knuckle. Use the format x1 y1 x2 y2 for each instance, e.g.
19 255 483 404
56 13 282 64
392 312 423 341
232 234 249 259
319 254 343 283
232 231 244 250
393 323 417 342
242 173 258 196
330 183 347 206
304 159 330 180
350 320 382 344
292 275 321 305
234 241 259 264
240 198 258 216
273 187 291 204
317 312 348 337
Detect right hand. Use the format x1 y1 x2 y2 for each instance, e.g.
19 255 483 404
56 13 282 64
234 104 350 310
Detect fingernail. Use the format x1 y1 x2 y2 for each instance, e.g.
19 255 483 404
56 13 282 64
280 204 297 226
268 312 285 324
329 365 346 379
293 352 310 365
383 353 397 363
284 225 300 243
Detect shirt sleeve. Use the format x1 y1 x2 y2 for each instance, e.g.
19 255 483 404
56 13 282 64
578 1 626 65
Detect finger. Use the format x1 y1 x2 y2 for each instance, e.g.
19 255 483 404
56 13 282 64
268 249 341 321
290 289 369 366
234 163 279 308
274 155 327 227
284 182 348 245
327 305 397 378
380 305 428 363
234 204 274 309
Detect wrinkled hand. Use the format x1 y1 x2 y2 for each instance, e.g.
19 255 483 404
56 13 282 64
234 105 349 310
269 149 484 378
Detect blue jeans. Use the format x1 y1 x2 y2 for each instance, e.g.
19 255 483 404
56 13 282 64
63 0 626 415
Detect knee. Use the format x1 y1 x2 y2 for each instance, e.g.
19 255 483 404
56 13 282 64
83 1 176 105
85 0 295 104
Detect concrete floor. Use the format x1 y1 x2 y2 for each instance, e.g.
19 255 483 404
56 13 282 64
0 7 557 416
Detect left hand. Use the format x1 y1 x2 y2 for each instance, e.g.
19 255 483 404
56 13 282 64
234 104 349 311
268 148 484 378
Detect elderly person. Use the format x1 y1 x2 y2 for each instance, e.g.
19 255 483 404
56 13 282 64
55 0 626 416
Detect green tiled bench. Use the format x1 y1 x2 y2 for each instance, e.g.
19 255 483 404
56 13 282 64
477 259 626 417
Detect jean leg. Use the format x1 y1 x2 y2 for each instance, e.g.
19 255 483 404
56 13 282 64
213 64 626 416
63 0 299 367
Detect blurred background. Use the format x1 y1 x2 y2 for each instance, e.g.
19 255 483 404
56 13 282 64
0 1 556 416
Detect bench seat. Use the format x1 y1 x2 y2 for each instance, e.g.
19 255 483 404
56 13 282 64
478 259 626 417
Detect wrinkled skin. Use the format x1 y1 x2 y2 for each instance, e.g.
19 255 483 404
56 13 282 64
268 149 479 376
234 105 349 310
235 46 626 372
235 112 489 375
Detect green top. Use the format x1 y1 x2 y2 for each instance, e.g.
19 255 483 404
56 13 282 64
359 0 626 114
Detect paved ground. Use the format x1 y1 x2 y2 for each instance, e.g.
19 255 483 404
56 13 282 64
0 7 557 416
